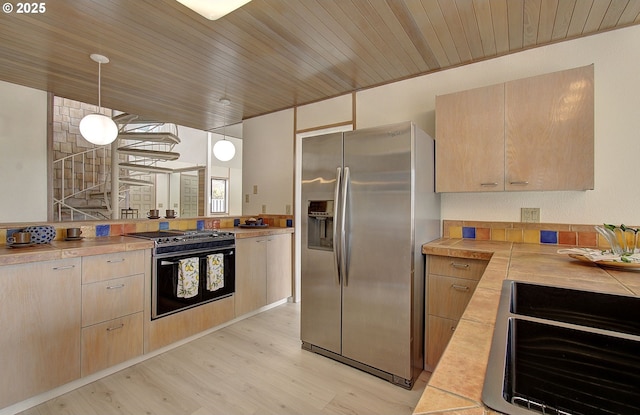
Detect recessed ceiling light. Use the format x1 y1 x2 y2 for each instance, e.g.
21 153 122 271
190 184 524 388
176 0 251 20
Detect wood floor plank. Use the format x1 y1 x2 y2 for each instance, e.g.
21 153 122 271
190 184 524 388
19 303 428 415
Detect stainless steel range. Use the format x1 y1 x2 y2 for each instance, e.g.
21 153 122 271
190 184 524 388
128 230 235 319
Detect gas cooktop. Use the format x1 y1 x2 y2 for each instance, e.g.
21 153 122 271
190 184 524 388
127 229 234 245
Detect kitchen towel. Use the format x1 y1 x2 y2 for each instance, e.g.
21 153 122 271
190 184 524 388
206 253 224 291
177 257 199 298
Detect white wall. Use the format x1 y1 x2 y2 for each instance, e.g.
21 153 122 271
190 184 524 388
242 109 294 215
243 25 640 226
209 133 243 216
0 81 48 223
356 26 640 225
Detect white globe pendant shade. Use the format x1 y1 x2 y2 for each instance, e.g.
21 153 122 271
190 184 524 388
213 139 236 161
79 113 119 145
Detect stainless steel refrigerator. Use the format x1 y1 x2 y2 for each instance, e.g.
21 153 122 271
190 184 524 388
300 121 440 389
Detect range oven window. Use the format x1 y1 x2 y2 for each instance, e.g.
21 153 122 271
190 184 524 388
153 246 235 319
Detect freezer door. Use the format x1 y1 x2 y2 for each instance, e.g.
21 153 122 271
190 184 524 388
342 123 414 380
300 132 343 354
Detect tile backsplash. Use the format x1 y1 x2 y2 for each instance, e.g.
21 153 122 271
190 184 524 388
1 215 293 246
442 220 625 250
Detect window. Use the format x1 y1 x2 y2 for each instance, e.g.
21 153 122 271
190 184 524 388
211 178 229 214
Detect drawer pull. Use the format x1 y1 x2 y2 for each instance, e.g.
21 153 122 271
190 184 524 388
451 284 470 292
106 323 124 332
52 265 76 271
106 284 125 290
509 181 529 186
450 262 470 269
480 182 498 187
107 258 126 263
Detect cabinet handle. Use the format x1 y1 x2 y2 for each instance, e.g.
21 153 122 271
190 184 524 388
52 265 76 270
106 284 125 290
106 323 124 332
450 326 456 332
107 258 126 263
451 284 470 292
509 181 529 185
449 262 469 269
480 182 498 187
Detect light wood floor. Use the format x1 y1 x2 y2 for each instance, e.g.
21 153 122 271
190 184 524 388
21 302 430 415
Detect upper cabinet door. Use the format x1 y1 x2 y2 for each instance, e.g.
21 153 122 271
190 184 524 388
505 65 594 191
435 83 505 192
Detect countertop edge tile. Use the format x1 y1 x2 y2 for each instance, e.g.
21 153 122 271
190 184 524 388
1 236 154 265
416 238 634 415
229 227 294 238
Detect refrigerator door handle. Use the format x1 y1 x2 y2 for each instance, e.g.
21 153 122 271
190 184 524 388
333 167 342 285
341 166 350 286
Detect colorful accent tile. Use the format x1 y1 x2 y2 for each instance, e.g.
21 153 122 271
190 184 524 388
95 224 110 237
124 223 137 235
558 231 577 245
475 228 490 240
462 227 476 239
197 220 205 231
578 231 597 247
540 230 558 244
159 222 170 230
491 228 506 241
523 230 540 244
506 229 523 243
449 226 463 239
110 224 124 236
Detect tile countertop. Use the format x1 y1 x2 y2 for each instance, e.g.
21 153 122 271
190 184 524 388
414 238 640 415
0 227 293 266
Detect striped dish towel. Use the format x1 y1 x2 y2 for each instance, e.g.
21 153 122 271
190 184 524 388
207 253 224 291
177 257 199 298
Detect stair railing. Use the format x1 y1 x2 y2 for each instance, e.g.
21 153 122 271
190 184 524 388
53 146 109 221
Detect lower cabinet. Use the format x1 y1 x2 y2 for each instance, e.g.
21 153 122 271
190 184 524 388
0 258 82 408
425 255 488 371
81 312 143 375
235 233 292 317
80 250 145 376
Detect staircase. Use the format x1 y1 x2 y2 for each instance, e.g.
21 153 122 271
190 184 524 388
53 113 181 221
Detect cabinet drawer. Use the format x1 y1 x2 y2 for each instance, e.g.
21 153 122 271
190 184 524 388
82 250 145 283
426 315 458 370
428 255 488 280
82 274 144 327
428 274 478 319
81 312 143 376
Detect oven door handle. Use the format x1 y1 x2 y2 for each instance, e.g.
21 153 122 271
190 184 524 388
160 260 177 265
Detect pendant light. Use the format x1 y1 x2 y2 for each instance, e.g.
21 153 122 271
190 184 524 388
213 98 236 161
79 54 119 146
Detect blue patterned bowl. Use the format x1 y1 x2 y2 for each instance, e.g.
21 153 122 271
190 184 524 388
23 225 57 244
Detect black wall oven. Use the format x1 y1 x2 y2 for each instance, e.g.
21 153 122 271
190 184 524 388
129 230 235 320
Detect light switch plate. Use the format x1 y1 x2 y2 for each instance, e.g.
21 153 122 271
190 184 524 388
521 208 540 223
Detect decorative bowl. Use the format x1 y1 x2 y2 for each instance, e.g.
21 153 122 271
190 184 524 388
23 225 57 244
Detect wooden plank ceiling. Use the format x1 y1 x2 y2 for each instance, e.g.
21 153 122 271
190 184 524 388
1 0 639 132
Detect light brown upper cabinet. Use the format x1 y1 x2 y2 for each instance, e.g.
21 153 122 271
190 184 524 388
435 65 594 192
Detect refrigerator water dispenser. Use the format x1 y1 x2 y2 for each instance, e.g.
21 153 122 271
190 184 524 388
307 200 334 250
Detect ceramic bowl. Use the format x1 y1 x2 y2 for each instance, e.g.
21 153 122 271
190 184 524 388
23 225 57 244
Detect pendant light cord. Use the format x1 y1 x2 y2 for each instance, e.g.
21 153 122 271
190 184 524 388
97 61 102 111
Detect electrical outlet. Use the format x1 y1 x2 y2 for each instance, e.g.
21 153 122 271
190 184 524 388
253 185 258 194
245 194 249 203
173 203 178 208
158 203 163 208
286 204 291 215
521 208 540 223
262 204 267 213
